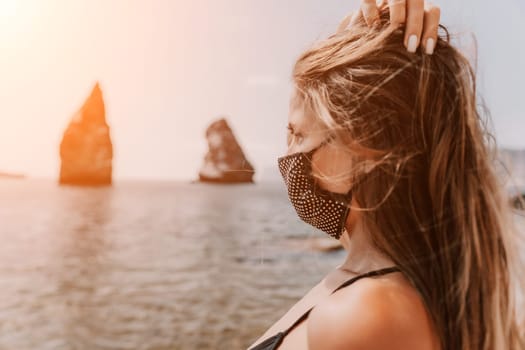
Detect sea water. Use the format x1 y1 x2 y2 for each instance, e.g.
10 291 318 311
0 179 344 350
1 179 523 350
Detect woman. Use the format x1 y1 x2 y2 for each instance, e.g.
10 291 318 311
248 1 524 350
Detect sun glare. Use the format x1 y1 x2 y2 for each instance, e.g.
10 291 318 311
0 0 22 36
0 0 19 20
0 0 42 42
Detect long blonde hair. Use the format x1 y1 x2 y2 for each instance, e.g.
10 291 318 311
292 8 525 350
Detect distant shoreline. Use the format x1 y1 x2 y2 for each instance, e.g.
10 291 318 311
0 172 26 179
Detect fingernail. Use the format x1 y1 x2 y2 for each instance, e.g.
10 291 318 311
425 38 435 55
407 34 418 53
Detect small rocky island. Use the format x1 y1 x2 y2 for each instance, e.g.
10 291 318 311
59 82 113 186
198 118 255 184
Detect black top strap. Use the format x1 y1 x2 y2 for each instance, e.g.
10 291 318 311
282 266 400 336
331 266 401 294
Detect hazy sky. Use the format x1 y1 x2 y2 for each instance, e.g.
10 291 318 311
1 0 524 181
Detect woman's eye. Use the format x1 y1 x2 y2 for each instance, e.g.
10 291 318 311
286 125 304 145
287 127 303 139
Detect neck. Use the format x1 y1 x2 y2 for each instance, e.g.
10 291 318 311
336 220 396 274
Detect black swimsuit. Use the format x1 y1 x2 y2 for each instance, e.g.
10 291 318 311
248 266 401 350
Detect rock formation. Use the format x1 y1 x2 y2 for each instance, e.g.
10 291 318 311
198 118 255 183
59 82 113 186
284 236 343 252
303 237 343 252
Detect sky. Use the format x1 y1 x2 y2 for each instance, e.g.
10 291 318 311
0 0 524 181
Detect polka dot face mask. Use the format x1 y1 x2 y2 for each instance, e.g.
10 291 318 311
277 140 352 240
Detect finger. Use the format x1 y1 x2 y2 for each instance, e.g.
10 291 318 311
404 0 424 53
377 0 389 11
336 13 354 33
349 9 364 27
388 0 407 27
361 0 380 27
420 2 440 54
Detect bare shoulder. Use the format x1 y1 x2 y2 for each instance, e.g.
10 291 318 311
307 273 440 350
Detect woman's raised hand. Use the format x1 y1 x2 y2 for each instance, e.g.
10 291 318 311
338 0 441 55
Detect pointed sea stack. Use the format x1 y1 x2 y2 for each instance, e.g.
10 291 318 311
198 118 255 184
59 82 113 186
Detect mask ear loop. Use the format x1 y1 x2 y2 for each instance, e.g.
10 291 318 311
304 134 336 160
307 133 353 196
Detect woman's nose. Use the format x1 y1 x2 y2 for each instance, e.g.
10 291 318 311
286 143 307 156
286 137 302 155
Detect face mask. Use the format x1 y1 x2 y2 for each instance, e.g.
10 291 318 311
277 140 353 240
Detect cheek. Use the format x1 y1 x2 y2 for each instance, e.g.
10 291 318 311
311 148 353 194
